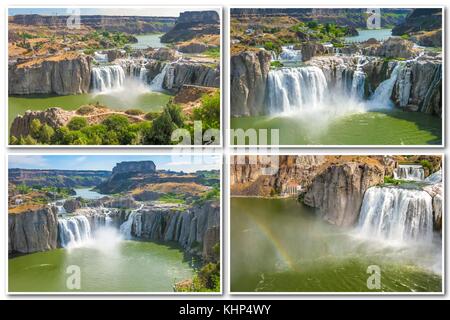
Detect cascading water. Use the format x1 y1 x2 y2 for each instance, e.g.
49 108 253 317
266 66 328 114
279 45 302 62
394 164 425 181
58 215 92 248
93 52 108 63
91 65 126 92
149 64 169 91
358 186 434 243
368 63 403 108
119 204 144 239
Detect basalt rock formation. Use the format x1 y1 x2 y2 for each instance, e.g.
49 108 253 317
230 49 272 116
303 162 384 227
163 63 220 93
160 11 220 43
135 201 220 260
9 14 175 34
9 54 92 95
9 206 58 254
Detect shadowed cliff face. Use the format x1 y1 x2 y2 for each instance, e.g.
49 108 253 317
303 162 384 227
160 11 220 43
9 54 92 95
9 206 58 254
230 50 272 116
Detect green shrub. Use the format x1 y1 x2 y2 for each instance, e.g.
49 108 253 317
76 105 95 115
125 109 145 116
67 117 88 131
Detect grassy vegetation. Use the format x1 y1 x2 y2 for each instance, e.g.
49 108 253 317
270 60 284 68
158 192 186 204
383 176 409 185
203 47 220 58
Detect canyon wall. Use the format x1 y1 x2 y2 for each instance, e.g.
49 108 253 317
9 206 58 254
135 201 220 261
230 49 271 116
9 54 92 95
163 63 220 93
303 162 384 227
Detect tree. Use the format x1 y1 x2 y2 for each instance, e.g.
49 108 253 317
143 111 175 145
39 124 55 144
30 119 42 139
67 117 88 131
193 92 220 130
102 115 129 132
165 101 184 128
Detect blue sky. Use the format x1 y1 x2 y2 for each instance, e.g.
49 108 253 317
9 155 221 172
9 7 218 17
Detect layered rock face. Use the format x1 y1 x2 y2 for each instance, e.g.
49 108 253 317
362 38 418 59
392 57 442 116
10 14 175 34
135 201 220 260
163 63 220 93
9 54 92 95
230 49 271 116
161 11 220 43
230 155 327 196
392 8 442 46
112 161 156 175
10 107 72 138
9 206 58 254
303 162 384 227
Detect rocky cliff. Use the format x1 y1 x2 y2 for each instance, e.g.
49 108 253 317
112 161 156 175
10 14 175 34
9 206 58 255
134 201 220 261
230 49 271 116
392 8 442 47
230 155 327 196
9 53 92 95
303 162 384 227
163 63 220 93
160 11 220 43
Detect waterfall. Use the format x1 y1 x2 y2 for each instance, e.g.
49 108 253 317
279 45 302 62
119 204 144 239
394 164 425 181
425 170 442 184
58 215 92 248
266 66 328 113
149 64 169 91
91 65 126 92
369 63 403 108
93 52 108 63
358 187 433 243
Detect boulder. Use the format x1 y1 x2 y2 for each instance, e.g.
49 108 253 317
63 199 82 213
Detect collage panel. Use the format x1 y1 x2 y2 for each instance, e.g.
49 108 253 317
229 8 443 146
230 154 443 293
7 154 222 293
8 7 221 146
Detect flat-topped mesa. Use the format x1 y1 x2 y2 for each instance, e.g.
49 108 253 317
177 11 220 25
112 161 156 176
160 11 220 43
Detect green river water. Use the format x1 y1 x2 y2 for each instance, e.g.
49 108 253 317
9 240 195 292
231 198 442 292
9 92 172 127
231 110 442 145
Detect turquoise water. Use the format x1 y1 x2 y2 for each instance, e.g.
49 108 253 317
131 33 166 49
73 188 106 200
345 29 392 43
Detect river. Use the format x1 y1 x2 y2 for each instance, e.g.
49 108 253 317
231 110 442 145
9 239 195 292
130 33 166 49
230 198 442 292
344 28 392 43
